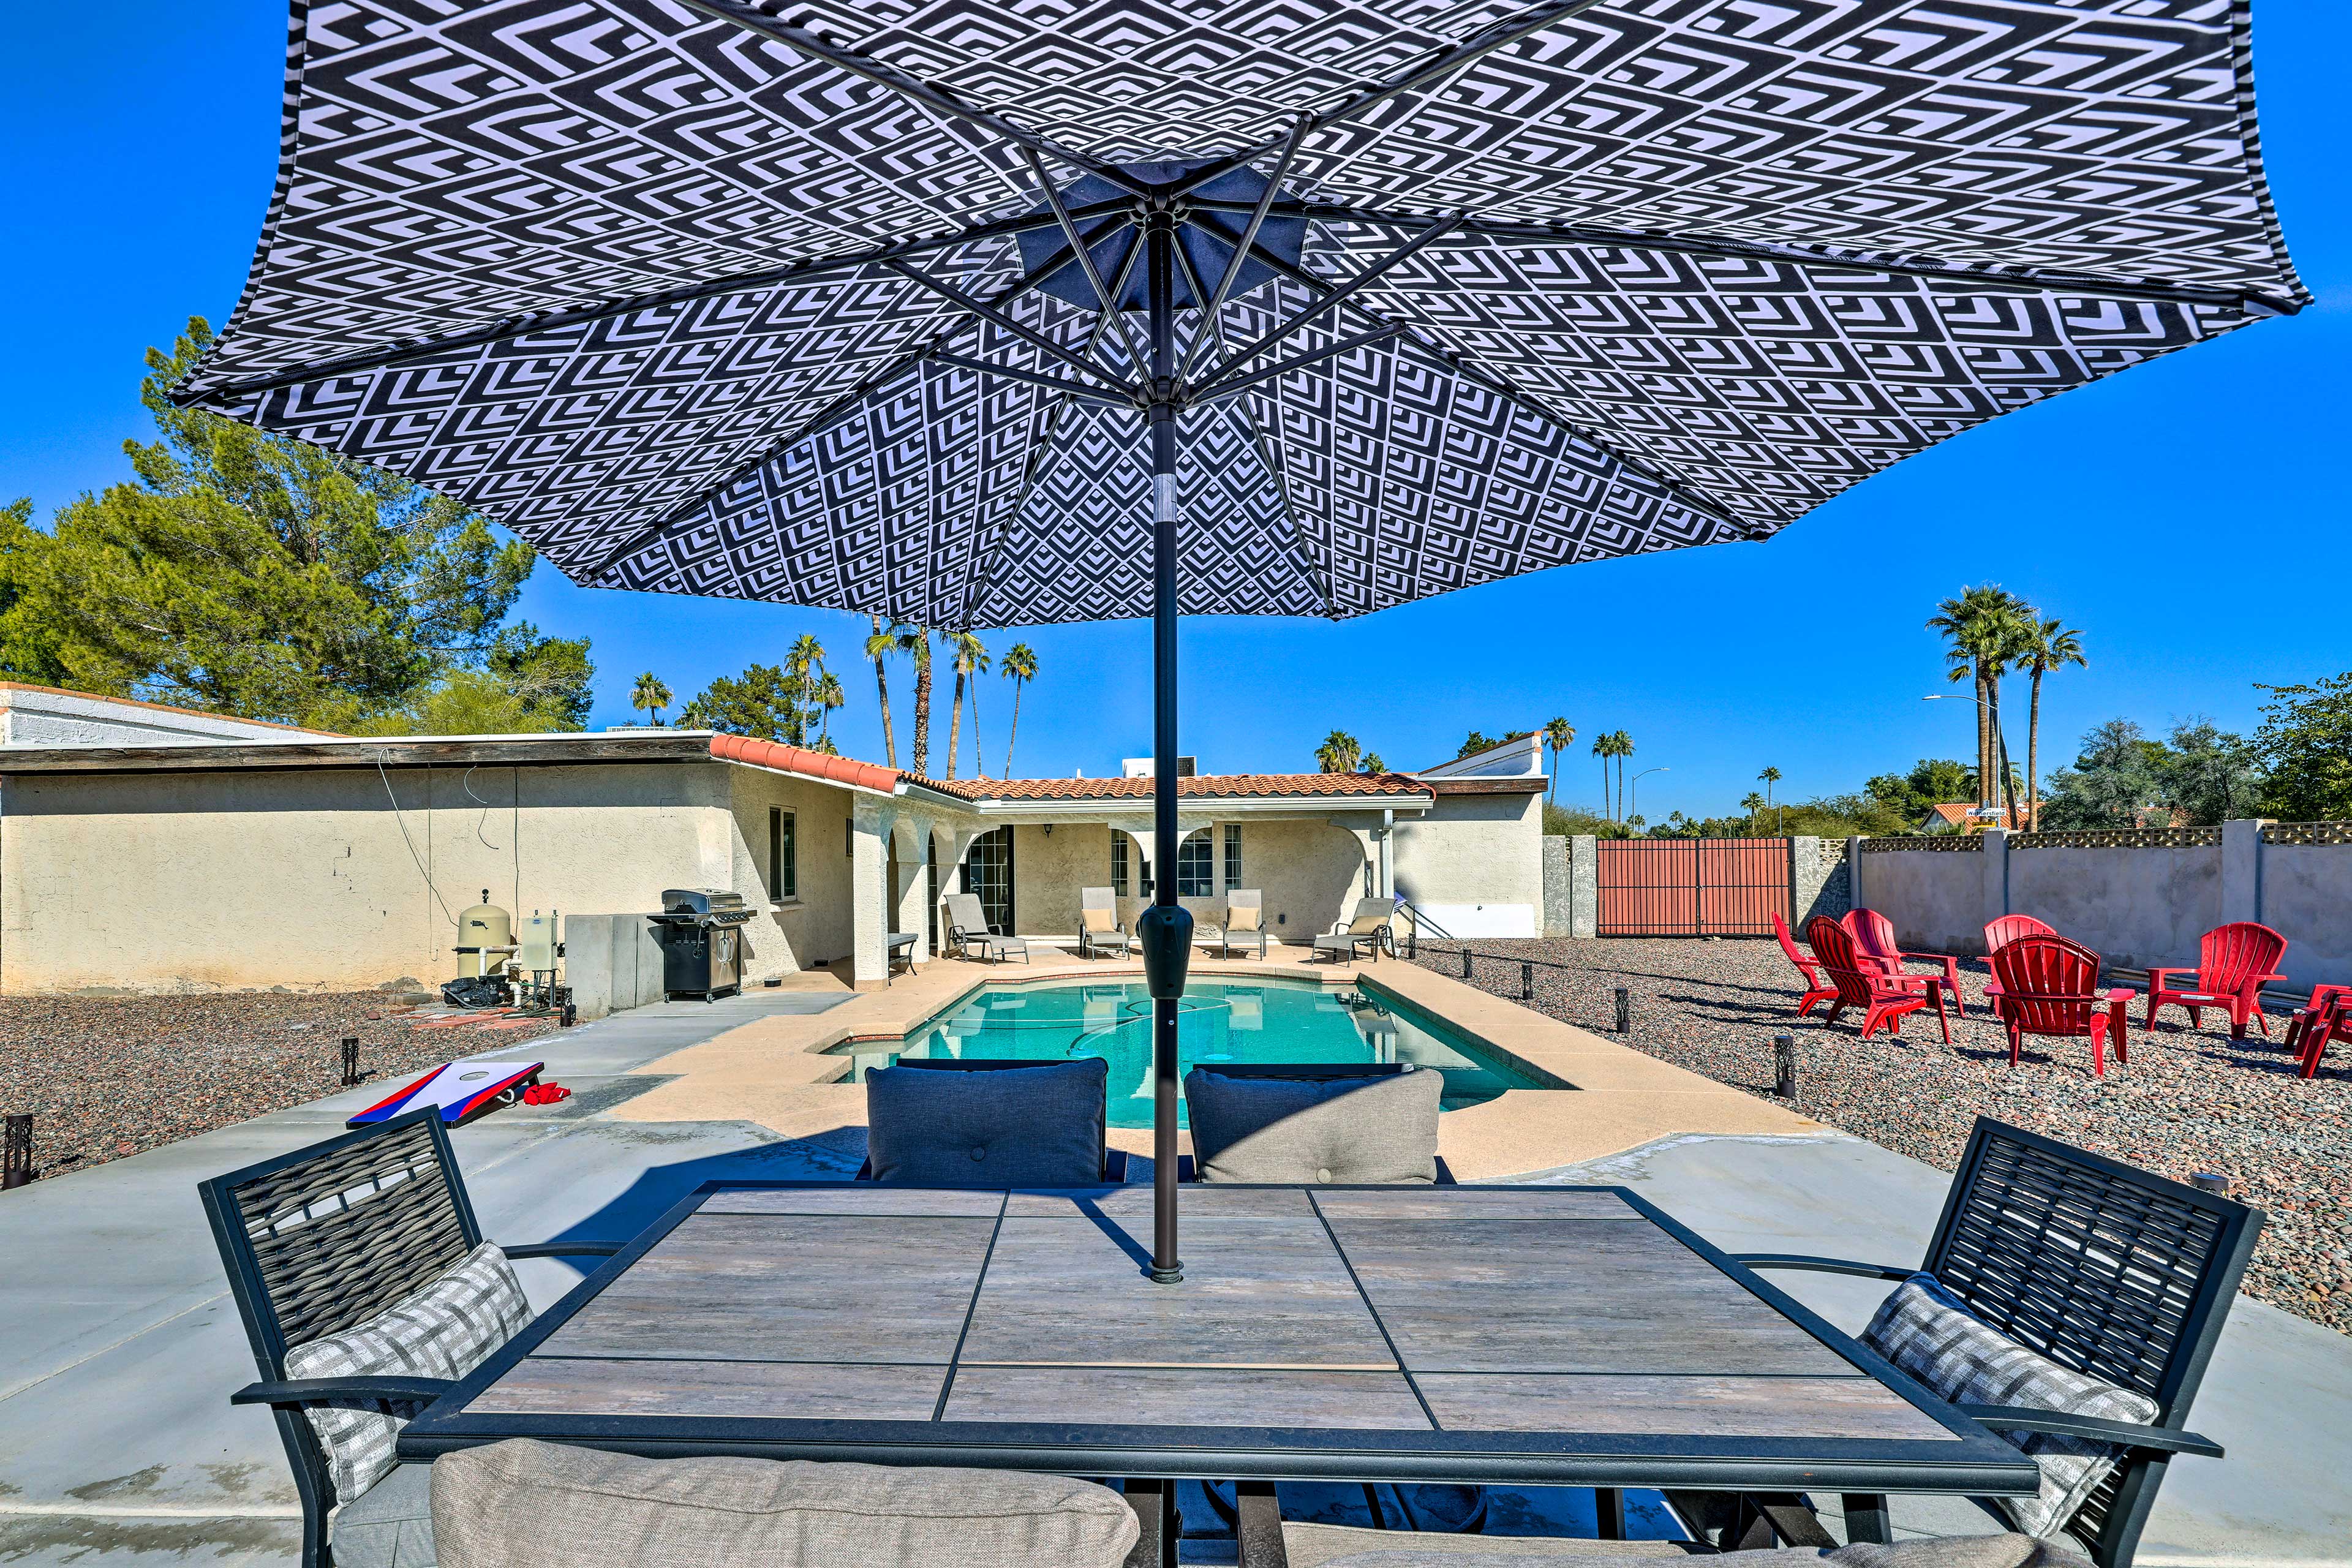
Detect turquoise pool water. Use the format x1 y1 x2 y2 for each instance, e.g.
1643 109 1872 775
825 978 1550 1128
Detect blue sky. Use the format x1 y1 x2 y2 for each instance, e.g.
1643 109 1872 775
2 4 2343 820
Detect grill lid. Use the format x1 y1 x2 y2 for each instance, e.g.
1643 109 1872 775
657 888 756 925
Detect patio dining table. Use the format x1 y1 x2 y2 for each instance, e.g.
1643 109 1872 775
399 1181 2034 1539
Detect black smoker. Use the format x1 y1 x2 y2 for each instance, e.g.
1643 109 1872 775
649 888 756 1001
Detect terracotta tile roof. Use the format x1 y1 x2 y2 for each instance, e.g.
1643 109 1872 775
908 771 1430 802
1923 801 2037 832
709 733 899 793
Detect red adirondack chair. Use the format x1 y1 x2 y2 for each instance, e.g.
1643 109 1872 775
2288 992 2350 1080
2144 922 2289 1040
1842 908 1966 1018
1771 910 1837 1017
2277 982 2352 1067
1983 914 2057 955
1989 935 2133 1077
1809 915 1950 1042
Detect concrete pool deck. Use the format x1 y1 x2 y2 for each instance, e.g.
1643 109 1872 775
4 974 2346 1566
608 944 1823 1176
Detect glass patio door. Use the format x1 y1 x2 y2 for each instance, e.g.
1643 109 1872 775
965 826 1016 933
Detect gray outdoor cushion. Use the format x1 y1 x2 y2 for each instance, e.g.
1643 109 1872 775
1305 1534 2086 1567
331 1460 434 1568
284 1242 530 1503
430 1438 1139 1568
1185 1068 1441 1184
865 1057 1107 1186
1863 1273 2160 1539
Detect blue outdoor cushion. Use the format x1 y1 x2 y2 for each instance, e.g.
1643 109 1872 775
864 1059 1109 1187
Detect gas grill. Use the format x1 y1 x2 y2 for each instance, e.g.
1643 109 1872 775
648 888 757 1001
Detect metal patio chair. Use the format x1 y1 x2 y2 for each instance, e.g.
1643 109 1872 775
1313 897 1399 963
1201 888 1268 959
944 891 1029 963
1077 885 1131 959
200 1110 623 1568
1730 1117 2261 1567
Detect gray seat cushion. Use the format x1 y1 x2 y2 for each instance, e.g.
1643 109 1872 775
284 1242 531 1501
1861 1274 2159 1538
866 1057 1107 1186
430 1438 1139 1568
1185 1068 1441 1184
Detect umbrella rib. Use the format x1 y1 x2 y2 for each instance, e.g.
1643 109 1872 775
883 260 1135 393
1240 239 1750 530
1176 120 1311 385
167 203 1131 409
1169 239 1336 619
1193 215 1463 393
1017 147 1150 380
929 352 1133 405
676 0 1147 197
1192 325 1406 402
1288 208 2299 315
957 233 1148 630
1163 0 1614 198
575 251 1073 584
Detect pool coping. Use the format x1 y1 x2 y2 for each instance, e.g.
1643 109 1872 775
609 946 1825 1177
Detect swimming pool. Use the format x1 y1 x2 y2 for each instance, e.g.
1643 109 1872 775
825 977 1556 1128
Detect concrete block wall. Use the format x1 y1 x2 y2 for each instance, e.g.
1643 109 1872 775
561 912 664 1020
1542 838 1571 937
1789 836 1850 926
1849 822 2352 990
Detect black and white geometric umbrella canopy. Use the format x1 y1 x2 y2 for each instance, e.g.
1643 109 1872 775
178 0 2304 631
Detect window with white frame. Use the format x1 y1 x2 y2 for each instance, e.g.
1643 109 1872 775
1110 833 1151 896
1223 823 1242 891
768 807 797 900
1176 832 1214 897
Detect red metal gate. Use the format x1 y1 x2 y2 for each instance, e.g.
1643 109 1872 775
1595 838 1790 936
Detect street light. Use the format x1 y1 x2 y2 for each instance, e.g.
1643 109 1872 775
1922 693 2021 828
1630 766 1669 826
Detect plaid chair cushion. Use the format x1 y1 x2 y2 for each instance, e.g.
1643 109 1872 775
1863 1274 2159 1540
283 1242 531 1502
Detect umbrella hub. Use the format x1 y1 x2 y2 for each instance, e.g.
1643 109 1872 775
1017 158 1304 314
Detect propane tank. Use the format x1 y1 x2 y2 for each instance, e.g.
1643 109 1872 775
456 890 513 978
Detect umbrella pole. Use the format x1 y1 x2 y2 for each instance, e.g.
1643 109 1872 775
1137 201 1190 1284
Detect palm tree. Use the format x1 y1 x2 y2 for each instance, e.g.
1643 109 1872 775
1316 730 1362 774
812 670 845 752
1611 731 1634 823
1543 717 1574 804
1757 765 1782 833
2014 617 2086 832
900 625 935 777
630 671 671 727
1740 791 1766 830
999 642 1038 777
785 633 827 744
1926 586 2030 818
863 615 900 767
1591 732 1615 819
943 630 988 778
1361 752 1387 774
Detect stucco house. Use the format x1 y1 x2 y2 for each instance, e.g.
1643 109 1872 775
0 708 1542 998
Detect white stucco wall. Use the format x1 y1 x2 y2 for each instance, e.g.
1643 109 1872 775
1392 790 1544 938
2250 844 2352 992
0 685 324 747
1003 817 1375 943
0 760 750 994
723 767 862 979
2008 845 2224 972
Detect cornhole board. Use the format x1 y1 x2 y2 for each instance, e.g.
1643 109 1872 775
348 1058 544 1128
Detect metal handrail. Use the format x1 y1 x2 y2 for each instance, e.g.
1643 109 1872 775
1396 899 1453 941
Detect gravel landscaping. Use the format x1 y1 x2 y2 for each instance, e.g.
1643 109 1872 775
1412 937 2352 1336
0 993 559 1180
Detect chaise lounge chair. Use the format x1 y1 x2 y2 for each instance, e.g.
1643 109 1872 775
944 891 1028 964
1313 897 1397 963
1077 885 1130 959
1199 889 1268 959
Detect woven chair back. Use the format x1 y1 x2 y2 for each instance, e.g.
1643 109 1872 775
1984 913 2057 954
203 1111 478 1364
1989 935 2103 1035
1924 1119 2261 1556
2197 921 2286 993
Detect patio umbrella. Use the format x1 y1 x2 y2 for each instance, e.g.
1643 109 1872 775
176 0 2303 1281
